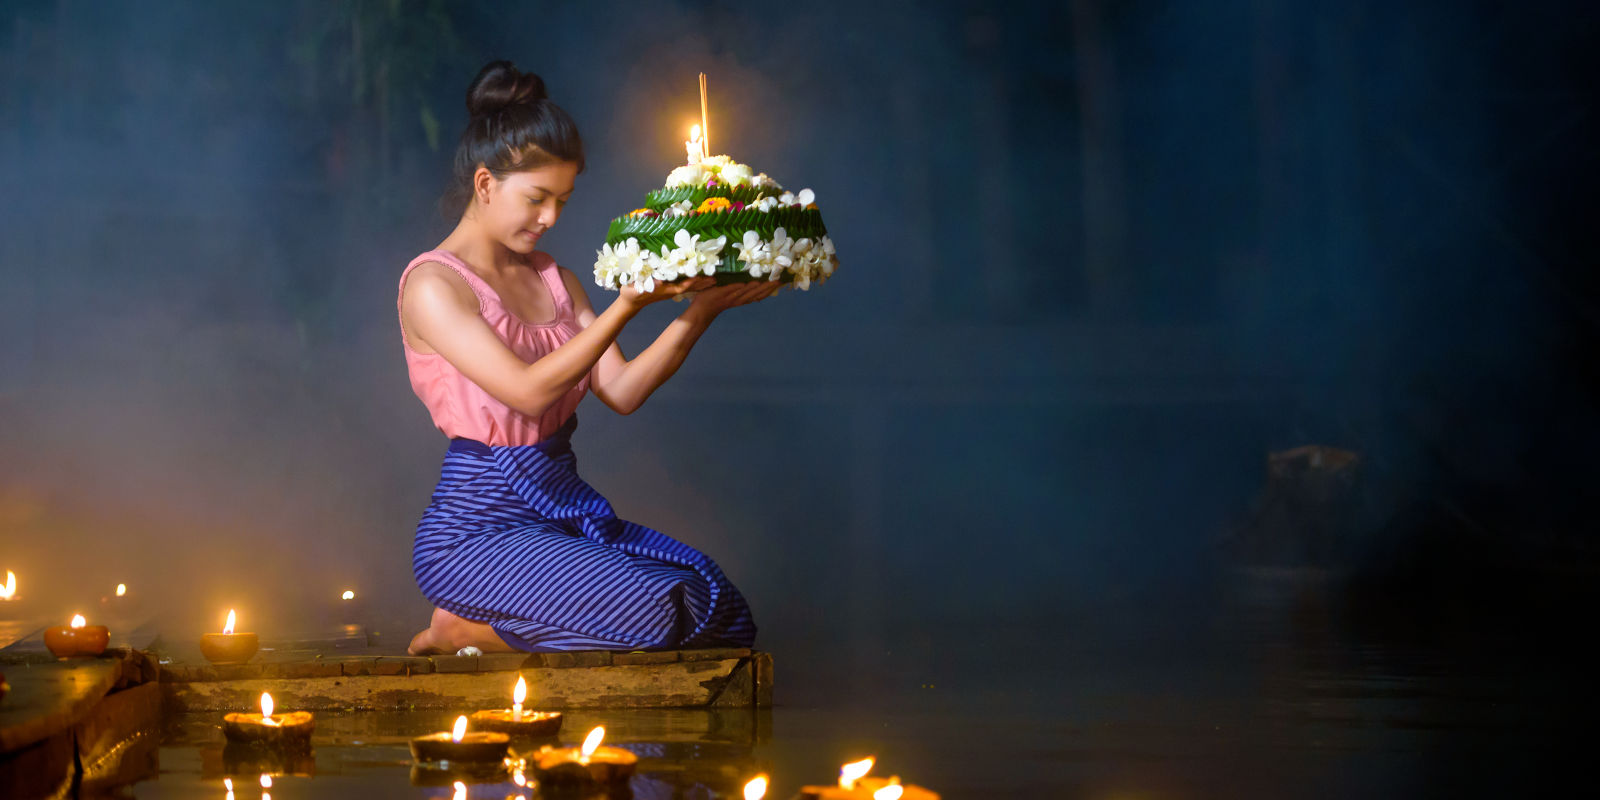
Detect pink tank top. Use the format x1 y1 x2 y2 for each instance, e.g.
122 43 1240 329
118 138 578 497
397 248 591 446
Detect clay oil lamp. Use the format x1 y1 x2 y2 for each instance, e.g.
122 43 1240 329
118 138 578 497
411 715 511 766
798 758 942 800
201 609 259 665
470 676 563 737
222 692 314 749
44 614 110 658
532 726 638 789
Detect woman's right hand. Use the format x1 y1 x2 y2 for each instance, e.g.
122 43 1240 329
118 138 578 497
618 275 717 309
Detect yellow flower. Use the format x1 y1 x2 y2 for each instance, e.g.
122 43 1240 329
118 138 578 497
695 197 733 214
627 208 654 217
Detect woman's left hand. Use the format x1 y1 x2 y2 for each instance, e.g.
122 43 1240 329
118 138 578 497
686 279 782 321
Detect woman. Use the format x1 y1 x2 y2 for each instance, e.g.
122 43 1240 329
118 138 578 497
398 61 773 654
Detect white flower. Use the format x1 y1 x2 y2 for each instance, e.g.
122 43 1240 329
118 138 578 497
663 199 694 218
777 191 795 206
754 173 782 190
594 242 623 289
768 227 795 280
672 228 726 277
735 230 776 277
752 195 780 213
817 236 837 278
795 188 815 206
701 154 733 168
594 238 648 290
632 249 676 293
719 163 754 186
665 164 707 188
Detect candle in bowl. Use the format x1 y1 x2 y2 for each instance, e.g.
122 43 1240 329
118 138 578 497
222 692 314 749
532 726 638 788
44 614 110 658
798 758 942 800
469 676 563 737
410 715 511 765
201 609 259 665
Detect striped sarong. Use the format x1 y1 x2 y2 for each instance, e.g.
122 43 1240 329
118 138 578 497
411 415 756 651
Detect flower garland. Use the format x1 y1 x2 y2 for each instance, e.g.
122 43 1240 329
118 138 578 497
595 226 838 293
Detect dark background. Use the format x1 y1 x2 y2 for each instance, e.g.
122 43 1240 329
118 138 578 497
3 0 1596 731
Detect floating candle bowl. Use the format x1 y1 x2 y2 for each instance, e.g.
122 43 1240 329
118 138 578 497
223 692 314 750
410 715 511 764
532 726 637 788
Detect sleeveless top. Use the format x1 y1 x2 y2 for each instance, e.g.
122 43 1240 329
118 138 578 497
397 248 591 446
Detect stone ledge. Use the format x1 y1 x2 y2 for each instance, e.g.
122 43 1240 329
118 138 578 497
156 650 772 711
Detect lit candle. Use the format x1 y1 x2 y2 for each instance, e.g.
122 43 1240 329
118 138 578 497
746 774 770 800
223 691 314 748
260 774 271 800
44 614 110 658
799 758 941 800
409 715 510 764
686 124 704 165
223 777 233 800
469 674 562 737
200 609 260 665
532 725 638 788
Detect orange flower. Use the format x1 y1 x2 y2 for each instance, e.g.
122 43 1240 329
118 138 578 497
695 196 733 214
627 208 655 217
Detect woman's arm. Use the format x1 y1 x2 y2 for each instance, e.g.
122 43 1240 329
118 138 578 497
563 268 779 415
403 262 709 417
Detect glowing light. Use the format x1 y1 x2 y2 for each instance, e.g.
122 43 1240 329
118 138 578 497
115 583 126 597
260 775 271 789
223 609 236 635
70 614 86 629
874 785 904 800
840 757 875 790
744 774 769 800
513 768 527 787
224 778 233 791
341 590 354 600
580 726 605 761
451 715 468 743
452 780 467 800
0 570 14 599
259 692 280 726
513 675 527 705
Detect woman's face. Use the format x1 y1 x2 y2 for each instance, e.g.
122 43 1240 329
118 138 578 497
478 160 579 253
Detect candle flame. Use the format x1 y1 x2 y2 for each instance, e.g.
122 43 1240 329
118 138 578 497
70 614 86 629
874 786 904 800
744 774 769 800
690 124 702 143
0 570 13 599
513 675 527 706
451 715 468 742
581 726 605 758
840 757 875 790
513 767 526 787
341 590 354 600
223 609 236 635
260 692 274 720
115 583 127 597
452 781 466 800
259 775 271 789
224 778 232 791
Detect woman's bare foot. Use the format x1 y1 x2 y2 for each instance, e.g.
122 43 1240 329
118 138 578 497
408 607 516 655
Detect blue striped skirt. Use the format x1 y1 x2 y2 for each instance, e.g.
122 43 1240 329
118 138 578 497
411 415 756 652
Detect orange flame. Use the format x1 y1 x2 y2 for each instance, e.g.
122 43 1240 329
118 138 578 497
840 757 875 790
70 614 86 629
513 676 527 706
451 715 468 742
2 570 16 599
223 609 236 635
744 774 769 800
581 726 605 759
874 785 904 800
260 692 274 721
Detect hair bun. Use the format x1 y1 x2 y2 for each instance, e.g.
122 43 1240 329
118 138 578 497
465 60 548 118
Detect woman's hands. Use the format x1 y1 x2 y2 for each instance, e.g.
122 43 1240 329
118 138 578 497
685 279 782 321
619 276 716 309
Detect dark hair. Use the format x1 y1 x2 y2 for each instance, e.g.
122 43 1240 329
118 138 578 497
441 60 585 216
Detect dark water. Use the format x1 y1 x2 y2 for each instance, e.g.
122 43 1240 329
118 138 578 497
97 568 1590 799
